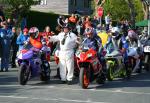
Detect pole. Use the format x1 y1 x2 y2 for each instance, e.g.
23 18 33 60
99 17 102 26
148 5 150 36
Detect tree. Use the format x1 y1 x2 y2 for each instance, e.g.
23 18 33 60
93 0 144 27
134 0 144 22
125 0 136 27
141 0 149 20
103 0 130 21
0 0 40 26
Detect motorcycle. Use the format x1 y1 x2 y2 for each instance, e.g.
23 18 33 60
142 38 150 71
105 39 127 81
17 43 51 85
76 45 106 89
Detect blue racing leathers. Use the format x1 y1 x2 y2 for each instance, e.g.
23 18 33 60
105 35 129 63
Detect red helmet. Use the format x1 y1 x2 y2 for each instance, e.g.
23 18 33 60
29 27 39 38
23 28 28 32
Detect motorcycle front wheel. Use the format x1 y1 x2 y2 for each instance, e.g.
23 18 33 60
40 61 51 82
96 72 106 84
79 67 90 89
107 63 115 81
18 64 30 85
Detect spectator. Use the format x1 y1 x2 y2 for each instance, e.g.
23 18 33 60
105 13 111 32
16 28 29 51
11 27 18 68
42 26 55 57
7 18 14 30
57 15 65 28
83 16 92 30
92 16 99 29
0 22 13 72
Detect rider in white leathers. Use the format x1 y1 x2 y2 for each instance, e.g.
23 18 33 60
49 25 79 84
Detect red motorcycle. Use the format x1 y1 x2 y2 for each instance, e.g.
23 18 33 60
76 45 106 89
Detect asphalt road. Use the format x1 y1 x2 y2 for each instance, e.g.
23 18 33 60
0 61 150 103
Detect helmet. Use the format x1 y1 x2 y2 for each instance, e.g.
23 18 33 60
29 27 39 38
96 24 102 30
111 27 120 38
111 27 120 34
85 27 94 36
128 30 137 39
23 28 28 32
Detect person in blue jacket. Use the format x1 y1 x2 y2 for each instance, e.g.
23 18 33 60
0 22 13 72
16 28 29 51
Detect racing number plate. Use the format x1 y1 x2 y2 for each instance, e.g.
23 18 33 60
144 46 150 53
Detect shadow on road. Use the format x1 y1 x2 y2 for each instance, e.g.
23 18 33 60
95 72 150 89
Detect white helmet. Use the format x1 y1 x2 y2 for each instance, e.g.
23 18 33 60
111 27 120 38
29 27 39 38
111 27 120 33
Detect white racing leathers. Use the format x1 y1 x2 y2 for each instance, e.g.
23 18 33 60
49 32 77 81
127 39 142 72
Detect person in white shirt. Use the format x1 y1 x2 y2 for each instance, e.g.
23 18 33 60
49 25 78 85
105 13 111 32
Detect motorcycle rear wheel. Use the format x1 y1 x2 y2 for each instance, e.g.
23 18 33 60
79 67 90 89
18 64 30 85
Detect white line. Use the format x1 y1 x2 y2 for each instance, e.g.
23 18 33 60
0 84 150 95
0 95 109 103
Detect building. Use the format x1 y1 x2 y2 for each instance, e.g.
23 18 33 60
31 0 92 15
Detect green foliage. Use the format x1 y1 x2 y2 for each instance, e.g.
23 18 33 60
103 0 130 21
91 0 144 23
134 0 144 22
0 0 40 27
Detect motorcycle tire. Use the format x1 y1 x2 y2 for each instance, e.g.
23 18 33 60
40 62 51 82
107 63 114 81
143 63 150 72
96 72 106 84
120 67 127 78
79 67 90 89
18 64 30 85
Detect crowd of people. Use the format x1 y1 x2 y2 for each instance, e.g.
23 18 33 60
0 5 148 85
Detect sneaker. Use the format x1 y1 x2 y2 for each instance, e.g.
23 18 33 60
60 81 66 84
11 64 17 68
67 81 73 85
0 69 4 72
135 68 141 73
54 75 61 79
5 69 8 72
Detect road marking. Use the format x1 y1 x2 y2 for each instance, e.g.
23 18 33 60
0 84 150 95
0 95 109 103
61 87 150 95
